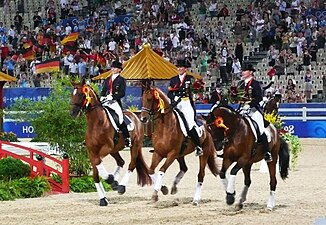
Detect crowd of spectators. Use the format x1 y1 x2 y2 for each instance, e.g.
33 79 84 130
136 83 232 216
0 0 325 103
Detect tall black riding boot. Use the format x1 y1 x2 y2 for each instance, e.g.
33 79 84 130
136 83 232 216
119 122 131 147
261 133 272 162
189 128 203 157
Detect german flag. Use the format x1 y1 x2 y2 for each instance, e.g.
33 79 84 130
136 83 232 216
96 54 106 67
17 47 35 61
61 32 79 45
35 58 60 74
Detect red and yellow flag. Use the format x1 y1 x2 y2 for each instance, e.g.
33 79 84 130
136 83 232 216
35 58 60 74
61 32 79 45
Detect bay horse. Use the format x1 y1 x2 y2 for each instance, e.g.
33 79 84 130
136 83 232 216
264 95 282 114
140 86 219 205
206 105 290 210
70 80 152 206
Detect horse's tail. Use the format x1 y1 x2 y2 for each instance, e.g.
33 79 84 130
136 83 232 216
135 146 153 186
205 133 220 177
279 136 290 180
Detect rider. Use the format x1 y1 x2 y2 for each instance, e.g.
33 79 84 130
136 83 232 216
240 64 273 162
167 59 203 157
100 60 131 147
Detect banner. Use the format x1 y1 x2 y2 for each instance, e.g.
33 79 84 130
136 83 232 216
3 88 50 108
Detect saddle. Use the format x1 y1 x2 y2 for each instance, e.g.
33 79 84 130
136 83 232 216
102 106 134 132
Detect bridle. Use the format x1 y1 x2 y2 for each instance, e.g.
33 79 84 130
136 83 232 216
141 89 172 121
71 86 101 113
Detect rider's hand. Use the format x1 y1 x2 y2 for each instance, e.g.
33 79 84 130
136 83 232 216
107 94 113 100
174 96 180 102
100 96 107 102
242 105 251 114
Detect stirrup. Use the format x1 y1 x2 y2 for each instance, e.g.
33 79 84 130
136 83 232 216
264 152 273 162
125 137 131 147
195 146 203 157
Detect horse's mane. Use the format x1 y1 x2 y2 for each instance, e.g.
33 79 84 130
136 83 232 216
215 104 237 114
153 86 170 104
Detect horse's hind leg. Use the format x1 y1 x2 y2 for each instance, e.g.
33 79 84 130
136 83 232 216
267 160 277 211
107 152 125 191
90 156 109 206
236 164 252 210
192 155 208 205
171 157 188 195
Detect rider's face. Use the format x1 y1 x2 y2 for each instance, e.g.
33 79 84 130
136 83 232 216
241 70 252 80
177 66 187 74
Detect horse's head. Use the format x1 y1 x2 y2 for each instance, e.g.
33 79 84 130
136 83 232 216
140 86 169 124
206 105 240 147
70 80 99 117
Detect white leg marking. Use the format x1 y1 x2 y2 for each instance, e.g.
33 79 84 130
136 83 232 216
173 171 185 185
267 191 276 210
193 182 203 203
120 170 133 186
221 177 228 191
96 162 109 180
238 185 249 204
111 166 122 181
154 171 165 191
95 182 107 199
227 175 236 194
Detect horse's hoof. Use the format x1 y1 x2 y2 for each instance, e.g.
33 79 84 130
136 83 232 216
117 185 126 195
152 194 158 202
226 192 235 205
235 203 243 211
99 197 109 206
267 206 273 211
192 200 199 206
161 186 169 195
170 186 177 195
111 180 119 191
106 174 114 184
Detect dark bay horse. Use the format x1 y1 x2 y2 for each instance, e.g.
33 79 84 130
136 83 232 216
70 80 152 206
264 95 282 114
207 105 289 210
140 86 219 205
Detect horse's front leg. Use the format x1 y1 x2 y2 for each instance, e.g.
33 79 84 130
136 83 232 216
226 162 242 206
90 155 109 206
152 154 176 202
171 157 188 195
107 152 125 191
235 164 252 210
219 157 233 195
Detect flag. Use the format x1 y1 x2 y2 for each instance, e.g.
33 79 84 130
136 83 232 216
63 44 78 55
17 47 35 61
35 58 60 74
96 54 106 67
61 32 79 45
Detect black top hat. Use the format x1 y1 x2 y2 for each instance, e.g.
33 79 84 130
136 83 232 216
242 64 256 72
111 60 123 70
175 59 190 68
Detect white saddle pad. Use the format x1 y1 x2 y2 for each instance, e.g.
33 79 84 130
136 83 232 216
103 108 134 132
174 110 204 138
244 116 271 143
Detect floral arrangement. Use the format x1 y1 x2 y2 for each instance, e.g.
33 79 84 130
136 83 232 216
192 78 205 94
264 112 303 169
0 132 19 142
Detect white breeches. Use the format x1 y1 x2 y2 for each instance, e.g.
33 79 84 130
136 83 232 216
249 109 265 135
107 101 123 124
176 99 196 129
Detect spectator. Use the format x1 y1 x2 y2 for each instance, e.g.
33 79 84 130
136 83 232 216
33 74 42 87
286 78 296 94
304 69 313 101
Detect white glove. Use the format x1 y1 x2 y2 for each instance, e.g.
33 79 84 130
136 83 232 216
242 104 251 113
100 96 107 102
174 96 180 102
107 94 113 100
